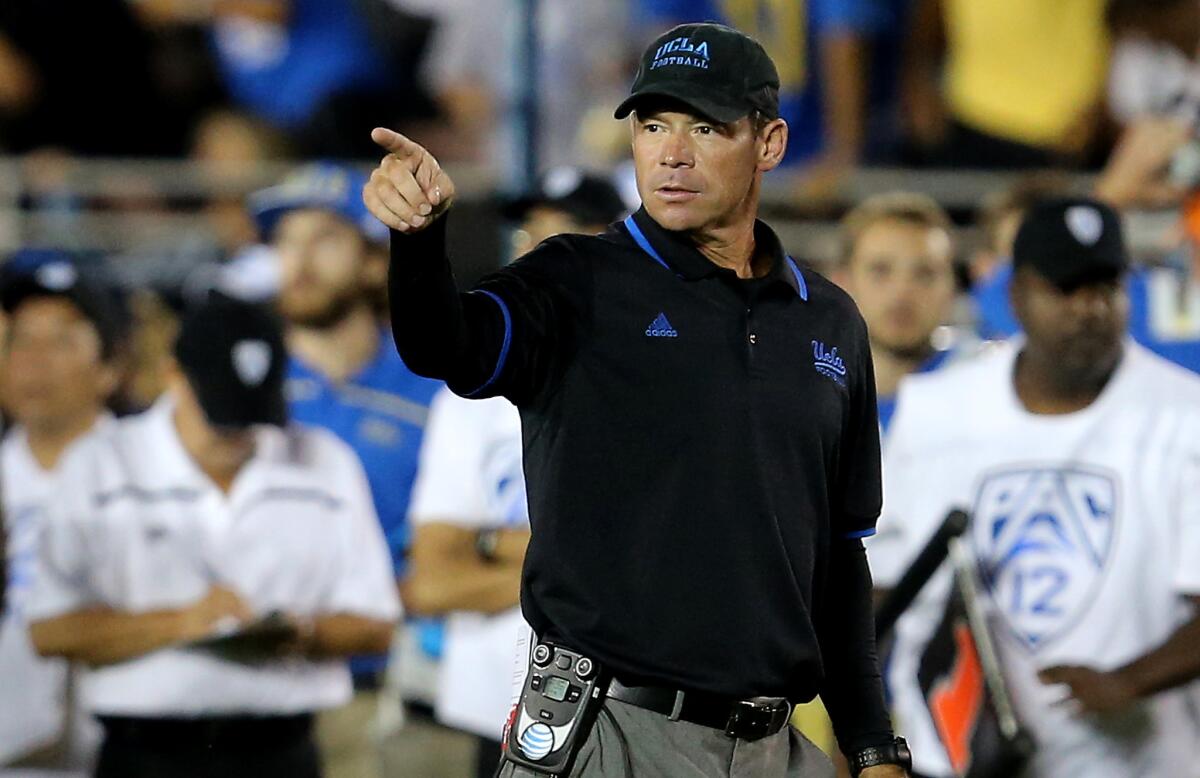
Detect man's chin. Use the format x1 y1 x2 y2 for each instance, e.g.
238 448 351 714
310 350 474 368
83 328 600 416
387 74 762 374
874 336 936 363
644 201 707 233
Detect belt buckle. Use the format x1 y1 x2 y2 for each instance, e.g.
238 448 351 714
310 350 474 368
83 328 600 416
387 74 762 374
724 697 789 740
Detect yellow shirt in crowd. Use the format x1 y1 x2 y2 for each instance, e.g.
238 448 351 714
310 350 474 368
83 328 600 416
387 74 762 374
944 0 1110 148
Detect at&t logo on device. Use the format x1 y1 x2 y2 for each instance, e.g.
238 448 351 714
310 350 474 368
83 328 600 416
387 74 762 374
518 722 554 761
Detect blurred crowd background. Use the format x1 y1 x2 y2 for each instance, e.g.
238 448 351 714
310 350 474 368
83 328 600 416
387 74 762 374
1 0 1199 776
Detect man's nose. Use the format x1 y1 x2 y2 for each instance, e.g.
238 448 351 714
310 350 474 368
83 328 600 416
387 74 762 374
660 133 694 168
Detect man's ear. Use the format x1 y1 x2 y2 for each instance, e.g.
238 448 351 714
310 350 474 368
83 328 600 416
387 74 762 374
758 118 788 173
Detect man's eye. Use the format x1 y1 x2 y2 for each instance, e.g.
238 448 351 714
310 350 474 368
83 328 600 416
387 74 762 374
696 126 713 135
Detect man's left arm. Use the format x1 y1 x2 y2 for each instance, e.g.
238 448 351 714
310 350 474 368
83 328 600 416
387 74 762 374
1039 597 1200 713
819 315 906 775
1042 435 1200 711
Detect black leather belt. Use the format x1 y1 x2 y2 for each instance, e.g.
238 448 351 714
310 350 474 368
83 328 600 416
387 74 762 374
98 714 313 747
606 678 792 741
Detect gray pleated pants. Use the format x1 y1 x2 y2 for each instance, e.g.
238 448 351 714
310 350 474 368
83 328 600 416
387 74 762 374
498 698 836 777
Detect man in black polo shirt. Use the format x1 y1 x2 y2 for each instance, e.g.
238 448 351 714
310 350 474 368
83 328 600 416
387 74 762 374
364 22 909 778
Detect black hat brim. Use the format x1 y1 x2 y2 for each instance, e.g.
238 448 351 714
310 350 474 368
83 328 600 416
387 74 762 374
614 86 749 124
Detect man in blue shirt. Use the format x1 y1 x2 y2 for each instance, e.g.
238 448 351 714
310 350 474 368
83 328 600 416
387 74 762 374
833 192 977 434
249 164 442 778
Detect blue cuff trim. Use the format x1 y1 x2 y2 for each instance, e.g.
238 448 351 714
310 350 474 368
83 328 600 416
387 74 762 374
463 290 512 397
624 216 673 273
786 256 809 301
844 528 877 539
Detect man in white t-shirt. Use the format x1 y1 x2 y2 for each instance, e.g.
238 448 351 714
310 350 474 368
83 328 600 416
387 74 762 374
868 198 1200 777
0 258 125 770
403 170 626 778
26 297 401 778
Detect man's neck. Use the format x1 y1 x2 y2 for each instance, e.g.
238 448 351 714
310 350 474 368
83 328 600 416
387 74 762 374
26 410 102 471
1013 348 1120 415
873 343 933 398
692 219 760 279
171 406 247 494
288 304 380 384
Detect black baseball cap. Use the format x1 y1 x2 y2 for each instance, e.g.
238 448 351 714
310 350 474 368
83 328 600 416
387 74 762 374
614 23 780 124
174 296 287 428
502 167 628 226
1013 198 1129 291
0 253 127 359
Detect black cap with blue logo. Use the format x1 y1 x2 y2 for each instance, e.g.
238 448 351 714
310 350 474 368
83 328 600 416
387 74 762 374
614 23 780 124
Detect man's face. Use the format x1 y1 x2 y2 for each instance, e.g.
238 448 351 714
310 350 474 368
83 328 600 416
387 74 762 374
1011 268 1128 378
2 297 114 429
512 206 603 258
631 107 777 232
839 218 957 358
274 209 368 328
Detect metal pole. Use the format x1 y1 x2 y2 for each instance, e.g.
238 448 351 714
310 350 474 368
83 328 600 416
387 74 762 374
513 0 540 191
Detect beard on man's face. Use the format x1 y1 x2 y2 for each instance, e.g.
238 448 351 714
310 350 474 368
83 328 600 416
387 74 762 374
279 284 363 329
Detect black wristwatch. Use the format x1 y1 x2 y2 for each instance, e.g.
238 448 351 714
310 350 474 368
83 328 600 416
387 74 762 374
475 528 501 562
850 737 911 776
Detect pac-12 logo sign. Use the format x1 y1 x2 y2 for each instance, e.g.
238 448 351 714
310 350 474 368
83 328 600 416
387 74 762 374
971 466 1117 651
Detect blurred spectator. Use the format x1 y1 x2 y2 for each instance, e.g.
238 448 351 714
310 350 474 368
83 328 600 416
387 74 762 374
635 0 907 194
904 0 1111 168
204 0 433 157
399 0 632 172
0 0 186 156
0 257 125 770
970 175 1074 339
1106 0 1200 128
973 119 1200 373
404 169 624 778
868 198 1200 778
832 192 974 434
249 164 443 778
26 297 401 778
190 110 292 259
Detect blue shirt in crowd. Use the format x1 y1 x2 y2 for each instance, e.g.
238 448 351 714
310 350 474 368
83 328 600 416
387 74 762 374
972 264 1200 374
286 332 442 575
635 0 906 164
877 349 953 434
212 0 392 129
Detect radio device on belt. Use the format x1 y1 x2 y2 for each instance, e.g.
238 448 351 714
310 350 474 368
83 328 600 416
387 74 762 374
502 641 606 775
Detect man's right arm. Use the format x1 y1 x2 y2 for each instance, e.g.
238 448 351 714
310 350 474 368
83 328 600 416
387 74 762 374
365 128 583 402
403 523 528 617
30 586 252 666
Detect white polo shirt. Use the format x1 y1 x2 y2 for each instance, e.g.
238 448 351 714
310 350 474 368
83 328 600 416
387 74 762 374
868 340 1200 778
409 388 529 740
0 417 111 763
26 400 401 718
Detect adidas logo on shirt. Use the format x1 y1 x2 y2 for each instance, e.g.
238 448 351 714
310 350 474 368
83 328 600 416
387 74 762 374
645 313 678 338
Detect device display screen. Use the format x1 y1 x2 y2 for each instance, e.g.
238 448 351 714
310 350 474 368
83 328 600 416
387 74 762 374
544 676 571 702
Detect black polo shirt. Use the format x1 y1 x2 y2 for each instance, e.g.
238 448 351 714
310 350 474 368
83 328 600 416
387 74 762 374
390 206 882 704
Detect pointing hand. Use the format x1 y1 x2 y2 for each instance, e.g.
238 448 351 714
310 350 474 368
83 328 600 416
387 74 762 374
363 127 457 233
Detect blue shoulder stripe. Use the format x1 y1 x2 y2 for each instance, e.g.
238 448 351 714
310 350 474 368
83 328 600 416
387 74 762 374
623 216 672 272
463 290 512 397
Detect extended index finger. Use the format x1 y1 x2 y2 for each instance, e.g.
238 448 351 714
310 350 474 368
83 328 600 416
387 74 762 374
371 127 422 158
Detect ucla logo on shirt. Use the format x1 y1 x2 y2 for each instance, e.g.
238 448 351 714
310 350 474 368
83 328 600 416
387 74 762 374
971 466 1118 651
651 37 710 70
811 340 847 387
